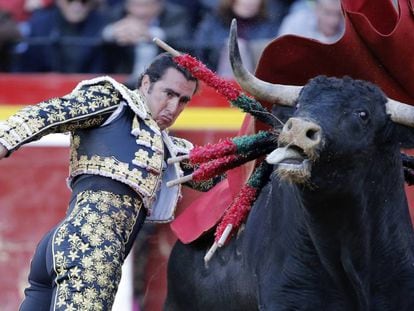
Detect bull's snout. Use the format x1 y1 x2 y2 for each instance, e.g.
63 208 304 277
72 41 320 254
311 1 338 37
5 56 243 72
279 118 322 158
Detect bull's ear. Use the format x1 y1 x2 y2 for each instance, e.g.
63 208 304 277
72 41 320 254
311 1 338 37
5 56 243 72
271 105 295 127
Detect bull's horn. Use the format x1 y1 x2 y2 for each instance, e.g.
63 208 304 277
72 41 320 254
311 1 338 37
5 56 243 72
386 98 414 127
229 19 302 106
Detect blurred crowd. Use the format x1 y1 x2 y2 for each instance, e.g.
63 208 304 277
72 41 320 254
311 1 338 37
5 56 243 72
0 0 344 84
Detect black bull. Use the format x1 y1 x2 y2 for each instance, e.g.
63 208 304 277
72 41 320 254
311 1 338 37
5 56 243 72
164 76 414 310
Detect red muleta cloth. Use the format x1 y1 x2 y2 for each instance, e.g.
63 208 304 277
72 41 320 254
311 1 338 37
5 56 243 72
171 0 414 243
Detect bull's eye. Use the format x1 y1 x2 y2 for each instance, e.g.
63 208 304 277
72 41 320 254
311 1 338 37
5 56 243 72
357 110 369 122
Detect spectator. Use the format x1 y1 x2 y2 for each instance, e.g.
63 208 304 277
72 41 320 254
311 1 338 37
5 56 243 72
102 0 192 86
165 0 207 29
278 0 344 43
268 0 295 23
193 0 280 78
0 0 53 22
104 0 126 6
0 0 56 72
12 0 109 73
0 10 21 71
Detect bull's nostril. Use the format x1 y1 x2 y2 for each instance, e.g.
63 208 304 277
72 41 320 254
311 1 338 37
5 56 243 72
306 129 320 141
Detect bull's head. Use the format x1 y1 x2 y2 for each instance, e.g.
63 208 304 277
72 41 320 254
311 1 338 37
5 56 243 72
229 19 414 185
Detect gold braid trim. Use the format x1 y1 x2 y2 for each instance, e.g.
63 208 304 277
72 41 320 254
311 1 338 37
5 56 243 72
69 135 160 203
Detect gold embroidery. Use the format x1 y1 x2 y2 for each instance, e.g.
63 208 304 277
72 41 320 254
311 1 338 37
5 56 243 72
133 149 163 173
132 116 164 152
0 83 120 150
126 88 147 116
188 178 219 192
170 136 193 150
52 190 142 310
180 160 225 192
69 134 161 198
134 149 149 163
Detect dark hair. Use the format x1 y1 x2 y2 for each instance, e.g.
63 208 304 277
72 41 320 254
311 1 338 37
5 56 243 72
137 52 199 92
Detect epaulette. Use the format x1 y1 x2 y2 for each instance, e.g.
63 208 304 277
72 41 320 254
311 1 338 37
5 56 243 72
71 76 149 120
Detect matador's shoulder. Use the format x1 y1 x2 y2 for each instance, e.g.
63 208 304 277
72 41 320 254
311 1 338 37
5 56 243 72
70 76 149 119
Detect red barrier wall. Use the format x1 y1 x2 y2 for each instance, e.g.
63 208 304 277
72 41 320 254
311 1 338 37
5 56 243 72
0 147 70 309
0 73 236 107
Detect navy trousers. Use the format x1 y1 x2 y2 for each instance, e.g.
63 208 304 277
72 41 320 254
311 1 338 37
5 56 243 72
19 175 146 311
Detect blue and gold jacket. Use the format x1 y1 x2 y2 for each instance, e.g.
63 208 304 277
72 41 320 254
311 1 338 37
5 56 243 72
0 76 216 222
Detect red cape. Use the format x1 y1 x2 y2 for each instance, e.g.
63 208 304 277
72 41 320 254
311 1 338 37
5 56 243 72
172 0 414 243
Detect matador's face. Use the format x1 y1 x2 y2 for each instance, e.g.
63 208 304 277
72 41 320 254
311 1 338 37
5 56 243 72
141 68 197 130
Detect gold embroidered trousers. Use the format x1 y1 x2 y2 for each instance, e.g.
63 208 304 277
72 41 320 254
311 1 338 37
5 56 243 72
19 176 145 311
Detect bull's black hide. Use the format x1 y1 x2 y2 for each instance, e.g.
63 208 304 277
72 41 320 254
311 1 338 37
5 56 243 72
164 76 414 311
